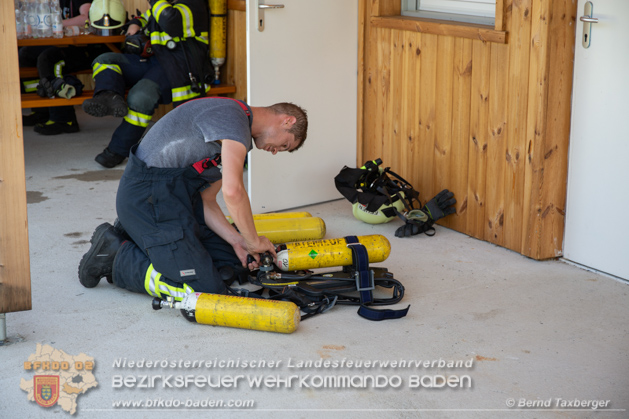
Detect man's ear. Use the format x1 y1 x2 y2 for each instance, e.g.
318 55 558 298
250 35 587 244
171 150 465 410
283 115 296 128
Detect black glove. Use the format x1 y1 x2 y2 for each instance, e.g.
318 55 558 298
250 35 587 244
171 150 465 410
422 189 456 223
36 77 55 98
395 189 456 237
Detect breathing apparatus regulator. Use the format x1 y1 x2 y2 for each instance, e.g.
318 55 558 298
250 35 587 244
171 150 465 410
89 0 127 36
335 159 457 237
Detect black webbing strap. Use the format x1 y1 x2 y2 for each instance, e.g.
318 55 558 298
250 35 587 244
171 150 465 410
345 236 409 321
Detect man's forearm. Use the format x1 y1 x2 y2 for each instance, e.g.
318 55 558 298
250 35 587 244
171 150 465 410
201 182 242 247
223 188 259 246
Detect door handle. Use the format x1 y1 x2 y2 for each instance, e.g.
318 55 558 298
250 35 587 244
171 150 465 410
581 1 597 48
579 16 598 23
257 2 285 32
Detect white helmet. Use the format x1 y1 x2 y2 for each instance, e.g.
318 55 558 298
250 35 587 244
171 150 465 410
89 0 127 36
352 193 407 224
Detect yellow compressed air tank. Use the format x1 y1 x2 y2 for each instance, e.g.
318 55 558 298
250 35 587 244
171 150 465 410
209 0 227 84
254 217 326 244
275 235 391 272
226 211 313 222
180 292 300 334
227 215 325 244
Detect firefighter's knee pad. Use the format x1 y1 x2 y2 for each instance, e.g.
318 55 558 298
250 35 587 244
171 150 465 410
127 79 161 114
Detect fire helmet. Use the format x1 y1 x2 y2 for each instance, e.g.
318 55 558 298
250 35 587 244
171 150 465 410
335 159 422 225
89 0 127 36
352 193 407 224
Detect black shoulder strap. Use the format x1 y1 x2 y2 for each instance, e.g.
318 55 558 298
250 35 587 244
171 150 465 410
345 236 410 321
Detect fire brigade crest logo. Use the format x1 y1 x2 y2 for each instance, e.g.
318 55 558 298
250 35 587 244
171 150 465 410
20 344 98 415
34 375 60 407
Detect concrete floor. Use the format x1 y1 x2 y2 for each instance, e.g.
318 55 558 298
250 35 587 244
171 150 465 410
1 108 628 419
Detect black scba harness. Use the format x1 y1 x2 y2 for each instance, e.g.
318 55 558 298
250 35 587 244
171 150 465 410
228 236 409 322
335 159 437 234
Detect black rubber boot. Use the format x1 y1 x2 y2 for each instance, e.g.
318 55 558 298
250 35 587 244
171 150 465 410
95 147 126 168
82 90 128 118
34 118 80 135
78 223 125 288
23 109 49 126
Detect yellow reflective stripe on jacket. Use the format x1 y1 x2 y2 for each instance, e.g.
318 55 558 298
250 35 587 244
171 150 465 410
171 85 201 102
92 62 122 78
54 60 65 78
174 4 195 38
150 31 179 46
148 13 202 46
144 264 194 301
195 31 209 44
152 0 170 21
124 109 153 128
23 79 39 93
135 10 149 26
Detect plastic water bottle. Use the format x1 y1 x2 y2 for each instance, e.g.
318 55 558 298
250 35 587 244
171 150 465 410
36 0 52 38
64 26 80 36
15 6 26 39
25 0 37 38
51 0 63 38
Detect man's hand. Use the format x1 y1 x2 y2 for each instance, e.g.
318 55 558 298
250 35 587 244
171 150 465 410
245 236 277 267
232 235 276 269
126 23 142 36
231 236 253 269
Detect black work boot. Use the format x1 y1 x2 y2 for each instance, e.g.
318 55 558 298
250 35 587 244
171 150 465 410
82 90 128 118
95 147 126 168
34 118 80 135
22 109 50 126
78 223 125 288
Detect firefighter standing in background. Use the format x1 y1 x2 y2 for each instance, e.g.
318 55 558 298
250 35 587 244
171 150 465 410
19 0 109 135
83 0 214 168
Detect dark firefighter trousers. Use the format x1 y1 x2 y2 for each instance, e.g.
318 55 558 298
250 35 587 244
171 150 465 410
112 146 241 299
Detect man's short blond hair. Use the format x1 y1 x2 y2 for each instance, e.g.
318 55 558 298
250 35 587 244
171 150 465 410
268 102 308 151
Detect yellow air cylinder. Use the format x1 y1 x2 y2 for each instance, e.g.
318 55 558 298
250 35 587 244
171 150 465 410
254 217 326 244
275 234 391 271
180 292 300 334
226 211 313 223
209 0 227 84
227 215 325 244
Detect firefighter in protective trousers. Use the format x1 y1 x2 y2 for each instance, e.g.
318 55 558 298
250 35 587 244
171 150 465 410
78 98 308 300
83 0 214 168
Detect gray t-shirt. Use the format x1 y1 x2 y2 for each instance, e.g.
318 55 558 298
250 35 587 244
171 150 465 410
136 98 253 181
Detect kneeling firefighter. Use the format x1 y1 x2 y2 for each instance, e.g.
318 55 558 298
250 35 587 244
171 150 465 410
335 159 457 237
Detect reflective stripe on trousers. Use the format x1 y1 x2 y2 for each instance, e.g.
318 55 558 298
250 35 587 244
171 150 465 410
92 62 122 78
23 79 39 92
144 263 194 301
124 109 153 128
54 60 65 78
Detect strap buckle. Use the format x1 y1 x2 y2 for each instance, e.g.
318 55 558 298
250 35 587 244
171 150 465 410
354 269 375 292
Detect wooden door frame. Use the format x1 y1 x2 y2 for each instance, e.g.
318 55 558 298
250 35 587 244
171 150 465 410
1 2 32 314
